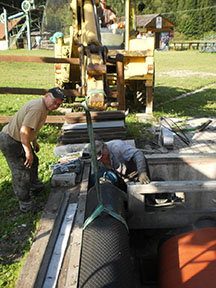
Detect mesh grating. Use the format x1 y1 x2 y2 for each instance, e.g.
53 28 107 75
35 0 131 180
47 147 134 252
78 213 133 288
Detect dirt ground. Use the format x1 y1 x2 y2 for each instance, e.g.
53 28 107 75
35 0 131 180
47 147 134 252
137 117 216 154
157 70 216 78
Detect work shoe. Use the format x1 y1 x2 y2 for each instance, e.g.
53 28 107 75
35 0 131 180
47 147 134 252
30 179 44 196
19 199 33 213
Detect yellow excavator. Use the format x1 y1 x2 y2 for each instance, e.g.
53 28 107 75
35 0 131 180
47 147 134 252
54 0 155 114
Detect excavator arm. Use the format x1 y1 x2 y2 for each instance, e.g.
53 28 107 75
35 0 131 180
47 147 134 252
65 0 108 110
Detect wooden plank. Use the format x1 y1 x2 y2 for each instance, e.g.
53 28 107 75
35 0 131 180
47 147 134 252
145 86 153 115
108 50 152 57
0 112 125 124
62 127 126 135
0 115 65 124
65 162 90 288
34 192 72 288
43 203 77 288
65 110 125 124
59 134 126 144
46 115 65 123
0 87 48 95
61 132 127 139
62 120 125 130
116 54 125 111
0 87 80 97
16 187 67 288
127 180 216 194
0 55 79 65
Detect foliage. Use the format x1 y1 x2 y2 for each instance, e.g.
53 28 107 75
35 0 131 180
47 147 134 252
45 0 72 34
1 0 216 39
108 0 216 39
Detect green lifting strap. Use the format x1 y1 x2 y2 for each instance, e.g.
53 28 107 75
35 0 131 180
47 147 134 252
86 89 107 99
83 204 129 232
82 91 129 232
83 100 102 205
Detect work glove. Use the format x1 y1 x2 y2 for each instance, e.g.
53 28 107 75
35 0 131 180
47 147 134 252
139 171 150 184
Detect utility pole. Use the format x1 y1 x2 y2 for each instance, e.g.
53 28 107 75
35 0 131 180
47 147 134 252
26 11 32 50
21 0 32 50
3 8 9 49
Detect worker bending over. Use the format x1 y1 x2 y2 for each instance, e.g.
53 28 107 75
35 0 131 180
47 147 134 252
88 139 150 190
0 88 64 213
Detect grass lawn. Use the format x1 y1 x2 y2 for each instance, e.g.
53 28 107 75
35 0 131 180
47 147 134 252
154 50 216 118
0 48 216 287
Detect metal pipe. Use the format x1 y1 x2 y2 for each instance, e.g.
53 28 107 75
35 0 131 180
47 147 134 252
125 0 130 50
3 8 9 49
26 12 32 50
8 12 24 21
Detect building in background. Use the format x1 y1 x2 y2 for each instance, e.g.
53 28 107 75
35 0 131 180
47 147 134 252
136 14 175 49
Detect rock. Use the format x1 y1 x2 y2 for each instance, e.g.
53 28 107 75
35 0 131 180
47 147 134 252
51 172 77 187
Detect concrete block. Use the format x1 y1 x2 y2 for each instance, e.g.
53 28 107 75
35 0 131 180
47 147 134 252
51 173 77 187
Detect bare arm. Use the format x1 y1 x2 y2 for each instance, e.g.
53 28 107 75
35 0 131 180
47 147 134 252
20 125 33 168
132 150 150 184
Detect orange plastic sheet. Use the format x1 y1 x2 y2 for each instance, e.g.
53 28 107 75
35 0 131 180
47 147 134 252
159 227 216 288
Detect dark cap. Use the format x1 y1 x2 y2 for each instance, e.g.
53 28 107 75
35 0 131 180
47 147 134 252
48 87 64 100
87 140 104 160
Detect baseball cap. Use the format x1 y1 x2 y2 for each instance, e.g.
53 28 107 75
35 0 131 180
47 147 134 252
48 87 64 100
87 140 104 160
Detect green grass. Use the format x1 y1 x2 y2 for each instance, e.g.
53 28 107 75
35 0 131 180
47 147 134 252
0 48 216 287
153 50 216 118
155 50 216 73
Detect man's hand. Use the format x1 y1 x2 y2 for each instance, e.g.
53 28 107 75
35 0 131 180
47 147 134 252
24 149 33 168
139 172 150 184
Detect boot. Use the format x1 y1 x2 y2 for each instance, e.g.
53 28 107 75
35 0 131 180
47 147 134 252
19 199 33 213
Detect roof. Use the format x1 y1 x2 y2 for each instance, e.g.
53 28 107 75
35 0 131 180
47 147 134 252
136 13 160 27
0 16 24 40
136 14 175 29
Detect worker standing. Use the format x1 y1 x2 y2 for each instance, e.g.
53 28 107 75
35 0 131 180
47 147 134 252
0 88 64 213
87 139 150 191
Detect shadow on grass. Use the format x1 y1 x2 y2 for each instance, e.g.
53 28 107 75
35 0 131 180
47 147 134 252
154 86 216 118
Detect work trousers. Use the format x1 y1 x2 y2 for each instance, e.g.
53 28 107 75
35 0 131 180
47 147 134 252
0 132 39 202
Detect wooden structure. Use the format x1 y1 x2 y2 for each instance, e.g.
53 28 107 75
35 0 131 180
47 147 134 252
136 14 175 49
170 40 216 50
59 111 126 144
